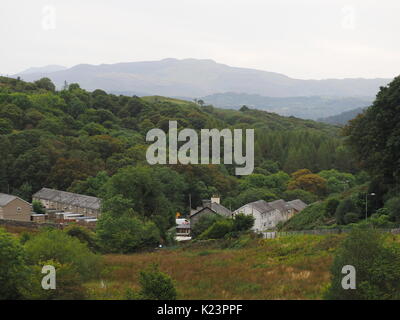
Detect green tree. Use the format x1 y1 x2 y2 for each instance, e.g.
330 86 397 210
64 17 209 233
0 228 30 299
335 198 359 225
283 189 318 205
32 200 45 214
232 213 254 232
0 118 13 134
325 228 400 300
103 166 175 232
384 197 400 223
325 198 340 217
24 229 101 281
138 264 177 300
345 76 400 185
199 219 234 239
24 259 87 300
64 225 98 252
96 212 160 253
191 214 223 238
34 77 56 91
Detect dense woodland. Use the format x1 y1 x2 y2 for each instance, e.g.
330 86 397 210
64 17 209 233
0 75 398 244
1 75 400 301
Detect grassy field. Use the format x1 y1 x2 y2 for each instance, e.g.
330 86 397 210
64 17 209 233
86 234 345 300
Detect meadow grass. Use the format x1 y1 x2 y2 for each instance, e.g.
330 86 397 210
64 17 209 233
87 234 345 300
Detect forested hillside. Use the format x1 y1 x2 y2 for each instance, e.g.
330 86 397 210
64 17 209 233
0 76 360 239
200 93 372 120
318 107 365 125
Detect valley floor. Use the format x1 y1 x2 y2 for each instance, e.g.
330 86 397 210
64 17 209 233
86 234 345 300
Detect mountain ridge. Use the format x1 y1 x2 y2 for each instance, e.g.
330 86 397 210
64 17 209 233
14 58 391 98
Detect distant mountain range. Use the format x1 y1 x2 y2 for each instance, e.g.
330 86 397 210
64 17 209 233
18 65 67 75
317 107 366 125
14 58 389 119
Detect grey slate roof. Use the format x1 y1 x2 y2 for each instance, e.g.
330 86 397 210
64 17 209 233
33 188 101 210
287 199 307 212
0 193 31 207
236 199 307 214
268 199 290 213
190 201 233 218
0 193 17 207
209 202 234 217
244 200 275 214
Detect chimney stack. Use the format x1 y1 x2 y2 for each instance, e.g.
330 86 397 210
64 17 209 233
211 195 220 204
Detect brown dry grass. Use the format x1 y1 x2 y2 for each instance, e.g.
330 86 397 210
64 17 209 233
87 234 345 300
0 224 39 236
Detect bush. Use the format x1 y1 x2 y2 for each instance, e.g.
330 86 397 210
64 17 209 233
138 264 177 300
24 229 101 281
357 214 395 229
280 202 328 231
232 213 254 232
191 214 222 238
344 212 360 224
385 197 400 223
325 198 340 217
199 219 234 239
24 259 87 300
0 228 30 299
0 118 13 134
335 198 359 225
64 225 98 252
96 212 160 253
325 228 400 300
32 200 45 214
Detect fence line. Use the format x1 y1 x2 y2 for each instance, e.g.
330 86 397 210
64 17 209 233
262 228 400 239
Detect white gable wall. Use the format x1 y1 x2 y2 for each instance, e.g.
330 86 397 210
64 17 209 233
235 205 293 232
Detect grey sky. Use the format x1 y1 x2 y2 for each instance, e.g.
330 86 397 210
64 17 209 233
1 0 399 79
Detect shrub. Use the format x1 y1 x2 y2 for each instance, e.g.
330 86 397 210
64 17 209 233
0 228 30 299
335 198 359 225
0 118 13 134
19 232 33 244
138 264 177 300
199 219 234 239
32 200 45 214
24 229 101 281
232 213 255 232
191 214 222 238
24 259 87 300
96 212 160 253
385 197 400 223
280 202 328 231
344 212 360 224
64 225 98 252
325 198 340 217
325 228 400 300
358 214 395 228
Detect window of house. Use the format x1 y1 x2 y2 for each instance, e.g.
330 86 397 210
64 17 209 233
17 207 22 213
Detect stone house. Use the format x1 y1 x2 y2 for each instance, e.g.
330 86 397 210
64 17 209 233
0 193 32 222
234 199 307 232
190 196 233 227
32 188 101 218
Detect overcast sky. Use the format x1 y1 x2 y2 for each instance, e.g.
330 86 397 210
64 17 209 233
1 0 399 79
